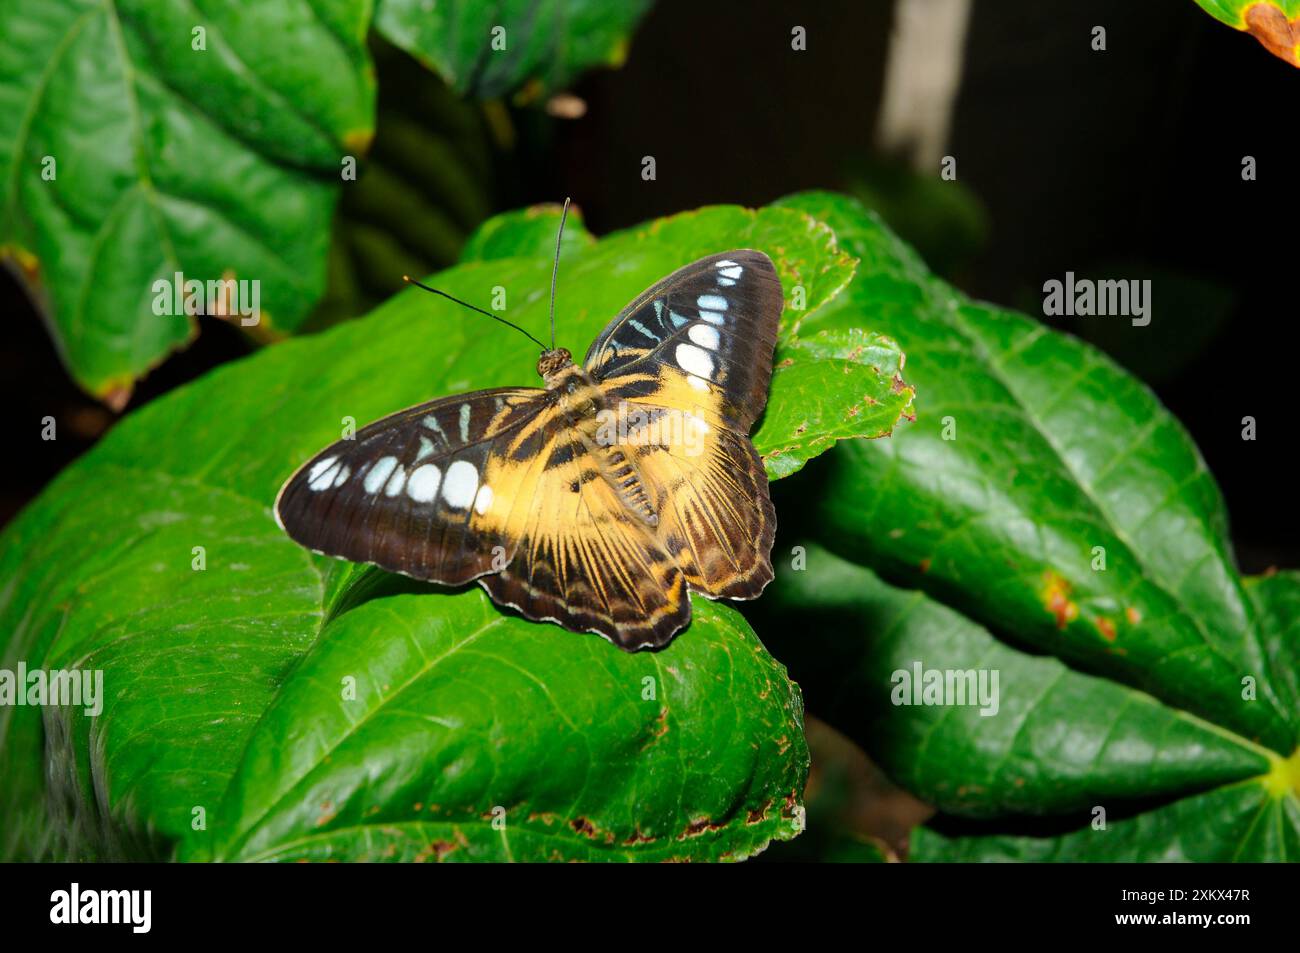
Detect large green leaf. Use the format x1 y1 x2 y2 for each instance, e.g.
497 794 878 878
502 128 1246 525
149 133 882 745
760 545 1299 860
777 191 1293 753
1195 0 1300 67
374 0 654 100
744 192 1298 861
0 199 914 861
0 0 376 405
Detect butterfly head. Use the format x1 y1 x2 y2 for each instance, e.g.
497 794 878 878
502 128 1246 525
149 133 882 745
537 347 574 384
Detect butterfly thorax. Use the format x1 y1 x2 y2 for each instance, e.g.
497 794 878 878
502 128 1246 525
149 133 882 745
539 353 660 529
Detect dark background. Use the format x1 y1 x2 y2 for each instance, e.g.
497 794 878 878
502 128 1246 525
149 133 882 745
5 0 1295 571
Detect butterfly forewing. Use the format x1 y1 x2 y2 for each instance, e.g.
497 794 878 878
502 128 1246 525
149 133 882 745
585 250 782 433
275 388 548 583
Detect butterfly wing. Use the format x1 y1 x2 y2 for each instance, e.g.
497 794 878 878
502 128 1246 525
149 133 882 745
477 425 690 651
584 250 781 433
275 387 551 583
584 250 782 599
276 385 689 649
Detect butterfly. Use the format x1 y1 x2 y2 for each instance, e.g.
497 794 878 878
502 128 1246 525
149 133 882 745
275 207 781 651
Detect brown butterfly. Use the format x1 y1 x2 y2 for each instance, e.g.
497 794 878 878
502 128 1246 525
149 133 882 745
275 206 780 650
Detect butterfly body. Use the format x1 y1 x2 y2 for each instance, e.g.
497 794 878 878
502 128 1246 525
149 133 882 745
276 250 782 650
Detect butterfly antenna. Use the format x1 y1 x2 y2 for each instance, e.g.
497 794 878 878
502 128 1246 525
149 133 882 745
549 197 571 351
403 276 548 352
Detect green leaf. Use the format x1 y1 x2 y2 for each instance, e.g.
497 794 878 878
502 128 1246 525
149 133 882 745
744 192 1298 861
0 0 376 405
195 588 806 862
1 199 914 861
309 40 501 330
459 203 595 264
776 191 1293 754
760 545 1300 860
912 777 1300 861
374 0 654 99
1193 0 1300 66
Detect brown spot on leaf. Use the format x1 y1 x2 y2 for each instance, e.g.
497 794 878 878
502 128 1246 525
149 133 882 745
623 829 656 845
4 244 41 283
315 800 337 827
919 557 931 573
414 840 458 863
1244 2 1300 66
777 357 795 369
1125 606 1142 625
653 707 669 737
1096 617 1117 642
571 816 598 838
682 816 726 838
101 382 133 414
1041 571 1079 629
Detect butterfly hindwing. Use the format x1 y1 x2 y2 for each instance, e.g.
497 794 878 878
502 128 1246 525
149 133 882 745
478 424 691 650
620 422 776 600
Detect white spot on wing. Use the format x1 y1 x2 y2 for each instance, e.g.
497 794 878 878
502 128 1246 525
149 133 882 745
459 403 471 443
676 342 714 379
629 319 657 340
474 484 494 515
442 460 478 508
718 265 743 279
697 294 728 311
407 464 442 502
364 456 398 494
415 435 435 461
332 465 350 487
422 416 447 441
307 456 339 491
699 310 725 325
689 323 720 350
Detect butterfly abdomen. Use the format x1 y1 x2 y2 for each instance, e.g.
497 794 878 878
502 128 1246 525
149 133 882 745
595 444 658 528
